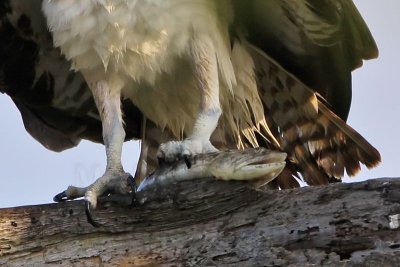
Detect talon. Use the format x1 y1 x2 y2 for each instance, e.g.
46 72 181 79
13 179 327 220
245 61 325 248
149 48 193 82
127 175 137 192
53 191 67 202
184 155 192 168
127 175 138 206
85 200 100 228
158 155 166 167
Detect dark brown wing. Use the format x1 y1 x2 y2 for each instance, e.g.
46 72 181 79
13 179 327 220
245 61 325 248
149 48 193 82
0 0 142 152
232 0 380 187
232 0 378 120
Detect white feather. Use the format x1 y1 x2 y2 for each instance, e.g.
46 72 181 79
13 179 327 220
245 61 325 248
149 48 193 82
42 0 269 145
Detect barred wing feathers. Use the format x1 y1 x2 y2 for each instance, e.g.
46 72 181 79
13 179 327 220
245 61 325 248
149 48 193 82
248 45 380 185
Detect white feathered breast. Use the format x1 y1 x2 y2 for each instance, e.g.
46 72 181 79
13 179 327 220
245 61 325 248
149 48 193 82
42 0 233 84
42 0 267 145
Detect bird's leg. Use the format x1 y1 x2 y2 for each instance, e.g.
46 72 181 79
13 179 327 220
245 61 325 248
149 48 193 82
85 80 135 207
157 36 221 165
54 80 136 225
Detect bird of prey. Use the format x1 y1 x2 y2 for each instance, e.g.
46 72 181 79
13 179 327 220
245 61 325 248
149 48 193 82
1 0 380 217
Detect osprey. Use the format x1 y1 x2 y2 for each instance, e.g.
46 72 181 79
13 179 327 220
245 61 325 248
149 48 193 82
2 0 380 213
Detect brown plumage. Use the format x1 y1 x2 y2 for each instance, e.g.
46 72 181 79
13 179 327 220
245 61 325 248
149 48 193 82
136 0 381 187
2 0 380 194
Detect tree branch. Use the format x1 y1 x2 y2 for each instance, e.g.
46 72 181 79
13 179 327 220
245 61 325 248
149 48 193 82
1 178 400 266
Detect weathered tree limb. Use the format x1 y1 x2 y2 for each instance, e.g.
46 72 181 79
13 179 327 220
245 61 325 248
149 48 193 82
1 178 400 266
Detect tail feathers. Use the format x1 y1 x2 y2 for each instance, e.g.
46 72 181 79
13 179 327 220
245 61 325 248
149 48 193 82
248 43 380 186
274 162 301 189
310 104 381 176
291 143 330 185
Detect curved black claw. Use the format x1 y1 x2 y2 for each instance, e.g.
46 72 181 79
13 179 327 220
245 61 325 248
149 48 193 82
183 155 192 169
127 175 138 206
53 191 68 202
85 200 101 228
157 156 166 167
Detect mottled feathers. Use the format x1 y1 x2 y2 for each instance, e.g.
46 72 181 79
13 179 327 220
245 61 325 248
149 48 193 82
1 0 380 188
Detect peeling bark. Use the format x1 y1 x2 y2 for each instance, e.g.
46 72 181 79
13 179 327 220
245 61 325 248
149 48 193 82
1 178 400 266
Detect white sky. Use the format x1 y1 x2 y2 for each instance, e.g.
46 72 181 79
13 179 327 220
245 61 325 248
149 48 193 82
0 0 399 208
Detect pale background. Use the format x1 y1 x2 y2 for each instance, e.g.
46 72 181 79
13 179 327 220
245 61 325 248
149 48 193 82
0 0 399 208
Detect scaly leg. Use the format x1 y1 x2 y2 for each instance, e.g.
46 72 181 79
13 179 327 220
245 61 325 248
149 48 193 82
54 80 135 226
157 36 221 165
86 80 133 206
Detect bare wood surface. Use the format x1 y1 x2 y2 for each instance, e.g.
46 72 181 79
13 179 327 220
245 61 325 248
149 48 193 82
1 177 400 266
